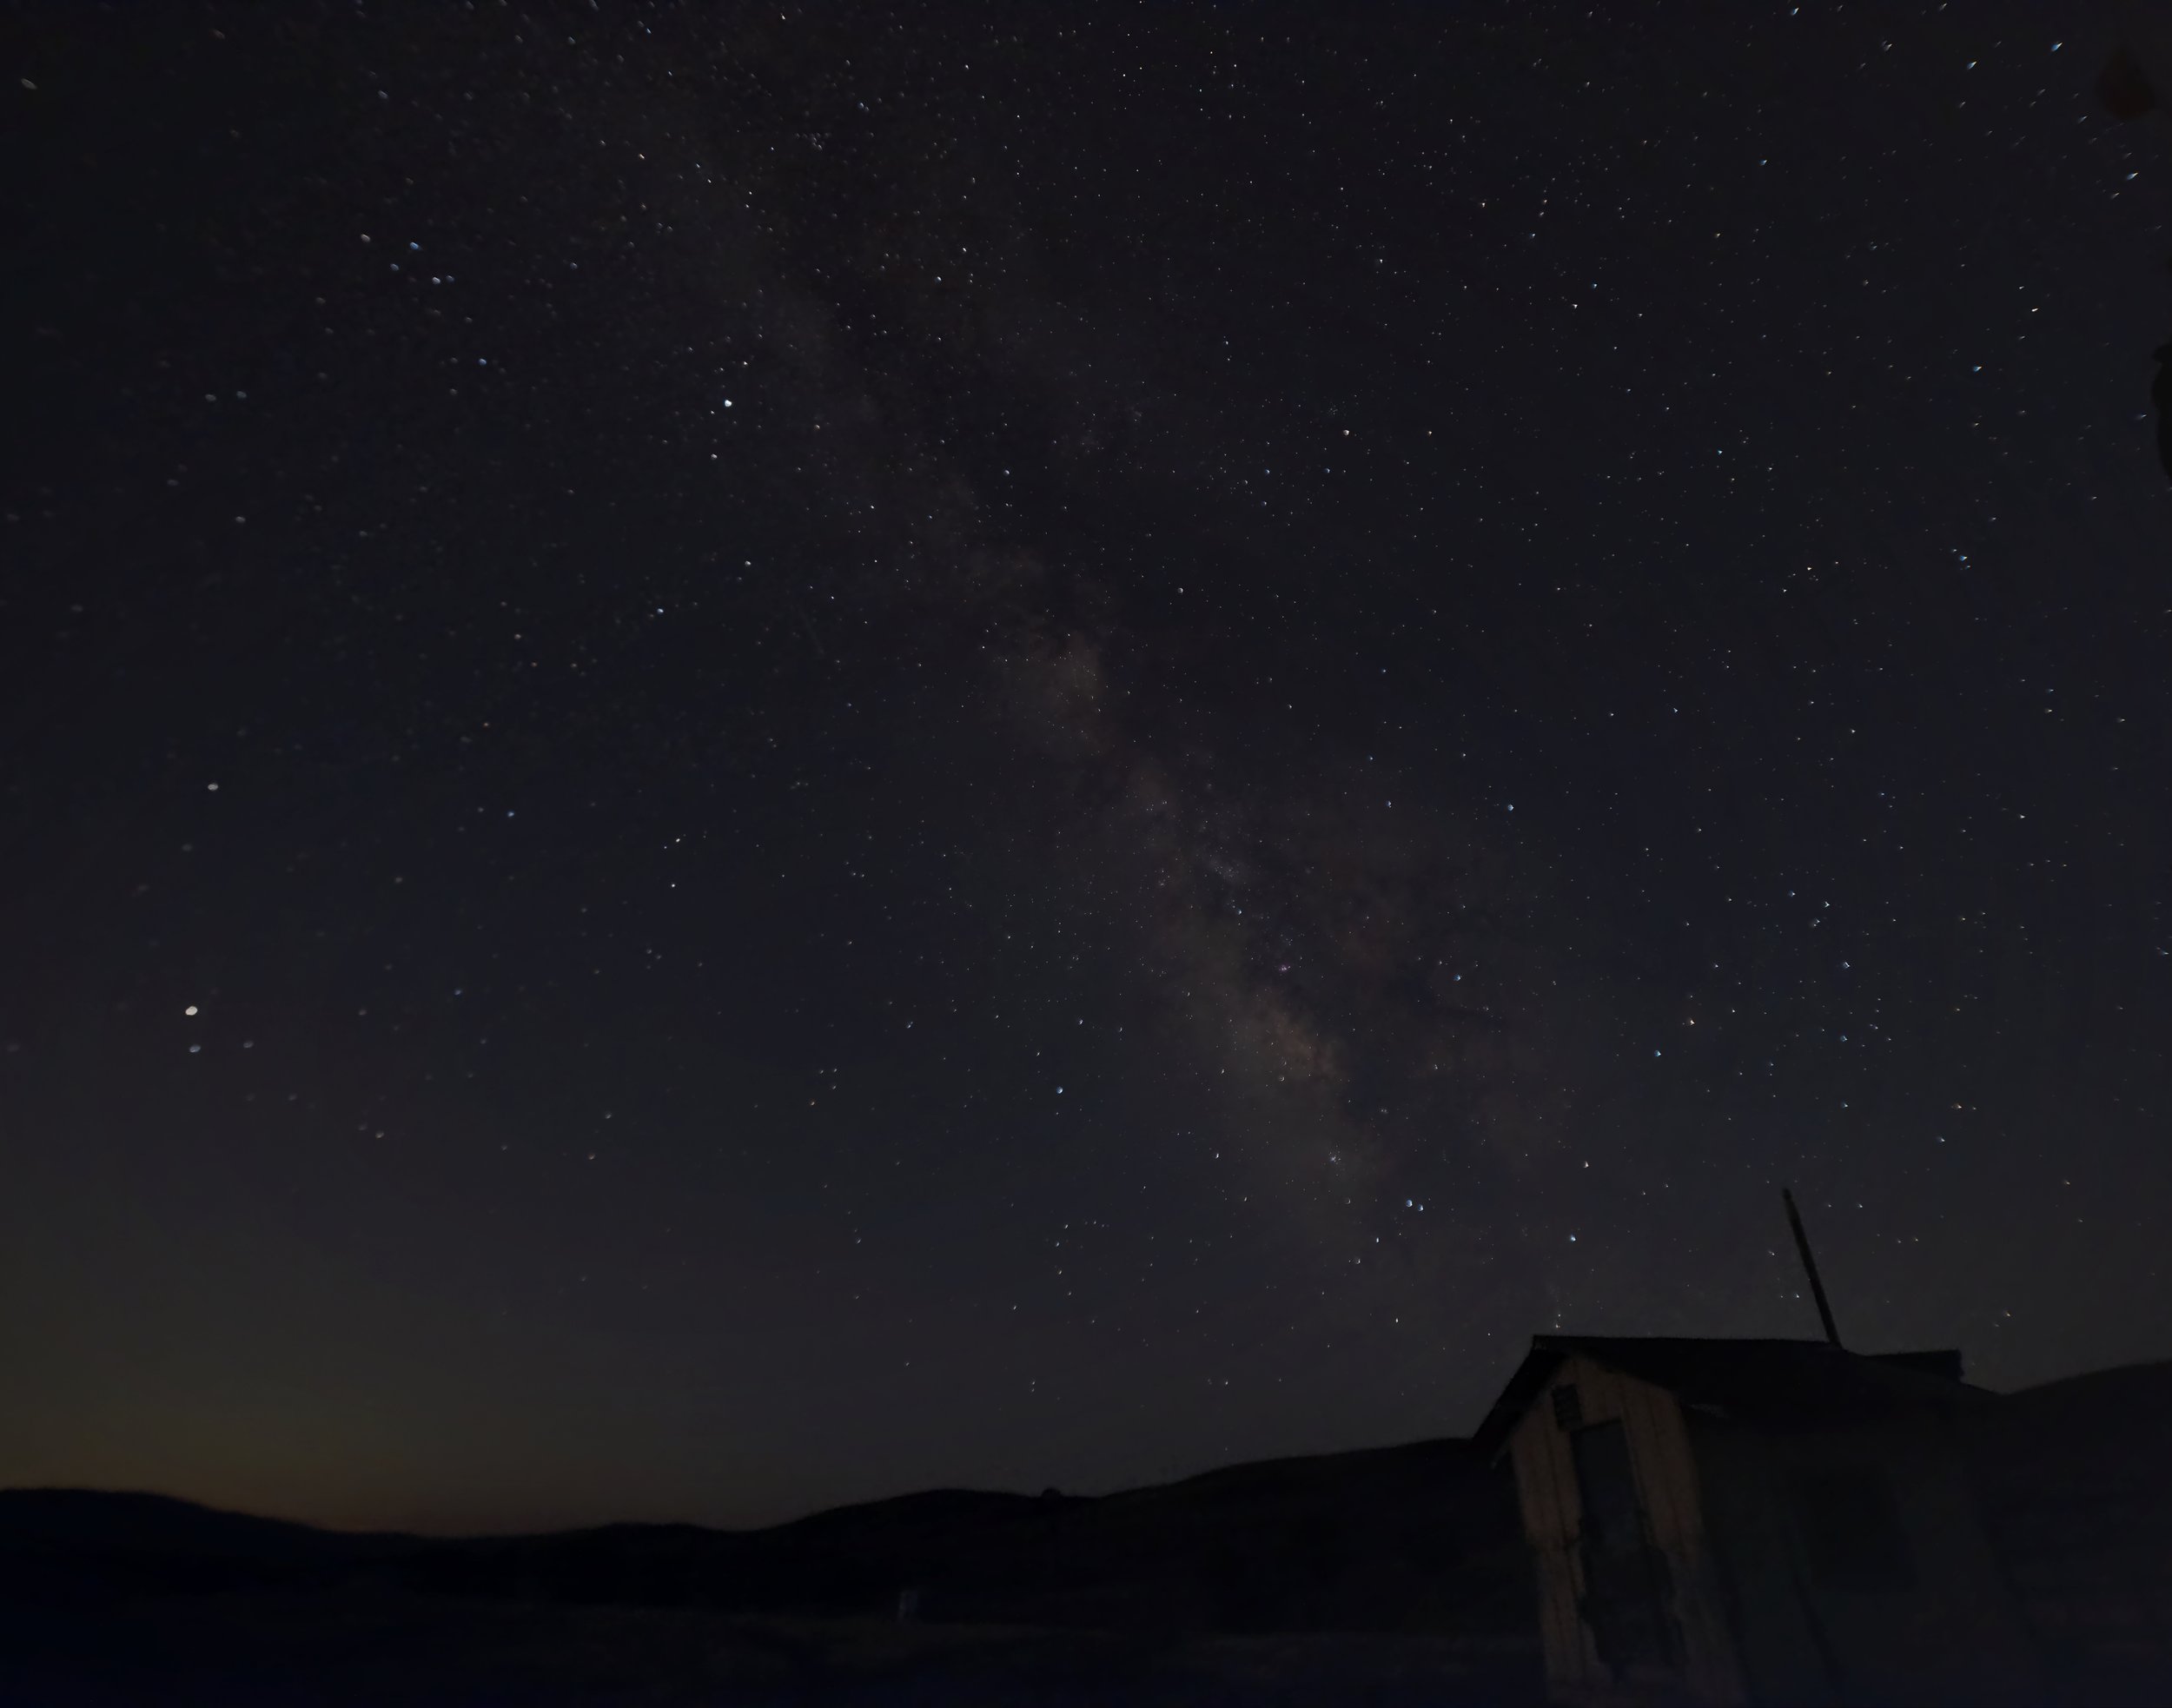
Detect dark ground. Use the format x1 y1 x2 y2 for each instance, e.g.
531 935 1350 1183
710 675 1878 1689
5 1363 2171 1704
0 1435 1537 1704
0 1594 1540 1707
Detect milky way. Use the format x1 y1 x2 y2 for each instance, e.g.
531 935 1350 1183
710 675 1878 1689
6 3 2170 1532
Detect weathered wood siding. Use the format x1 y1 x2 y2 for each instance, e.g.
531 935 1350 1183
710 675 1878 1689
1506 1354 1745 1706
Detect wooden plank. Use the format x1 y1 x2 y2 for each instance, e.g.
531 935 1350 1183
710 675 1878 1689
1553 1359 1609 1688
1540 1360 1747 1707
1508 1353 1764 1704
1630 1381 1745 1705
1515 1406 1588 1694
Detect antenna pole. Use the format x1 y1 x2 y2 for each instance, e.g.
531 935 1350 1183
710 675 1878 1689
1782 1188 1843 1347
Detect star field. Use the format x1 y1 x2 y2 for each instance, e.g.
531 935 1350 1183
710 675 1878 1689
3 2 2169 1534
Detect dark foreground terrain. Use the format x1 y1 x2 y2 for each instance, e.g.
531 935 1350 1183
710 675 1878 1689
0 1592 1540 1706
5 1362 2169 1705
0 1436 1540 1705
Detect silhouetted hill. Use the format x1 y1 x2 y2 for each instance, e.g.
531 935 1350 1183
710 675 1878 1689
2000 1357 2172 1423
2 1434 1525 1636
1 1443 1539 1703
780 1486 1062 1539
0 1488 412 1563
14 1367 2162 1642
10 1374 2165 1701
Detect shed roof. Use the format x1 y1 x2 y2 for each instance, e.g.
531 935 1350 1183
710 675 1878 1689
1473 1336 1980 1457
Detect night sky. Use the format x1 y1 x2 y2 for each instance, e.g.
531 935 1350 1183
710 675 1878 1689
5 3 2169 1537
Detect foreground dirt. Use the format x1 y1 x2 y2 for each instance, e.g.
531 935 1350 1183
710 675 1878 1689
0 1587 1545 1705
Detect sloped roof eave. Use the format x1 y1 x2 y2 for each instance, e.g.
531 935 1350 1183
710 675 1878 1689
1473 1334 1976 1460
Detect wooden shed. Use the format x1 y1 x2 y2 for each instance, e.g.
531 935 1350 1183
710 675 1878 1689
1474 1336 2044 1706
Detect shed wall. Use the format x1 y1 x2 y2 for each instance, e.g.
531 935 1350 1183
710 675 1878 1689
1507 1354 1745 1706
1688 1412 2046 1705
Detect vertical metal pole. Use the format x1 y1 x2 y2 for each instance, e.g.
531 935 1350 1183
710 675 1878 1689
1782 1188 1842 1347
